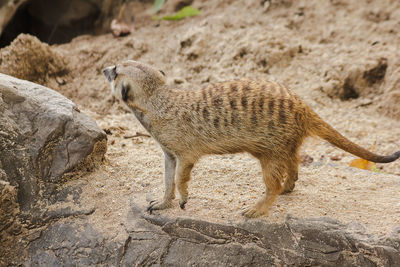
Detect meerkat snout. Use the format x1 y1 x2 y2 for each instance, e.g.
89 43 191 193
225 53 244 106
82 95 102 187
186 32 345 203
103 65 117 82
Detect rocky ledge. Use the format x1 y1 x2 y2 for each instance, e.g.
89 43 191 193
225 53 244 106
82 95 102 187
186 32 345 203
25 201 400 266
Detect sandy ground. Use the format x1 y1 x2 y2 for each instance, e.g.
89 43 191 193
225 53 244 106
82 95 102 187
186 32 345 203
64 0 400 237
4 0 400 237
77 111 400 237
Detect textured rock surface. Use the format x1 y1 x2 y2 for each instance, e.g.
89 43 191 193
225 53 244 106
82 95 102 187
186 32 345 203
0 74 107 264
0 73 106 210
27 220 122 266
23 202 400 266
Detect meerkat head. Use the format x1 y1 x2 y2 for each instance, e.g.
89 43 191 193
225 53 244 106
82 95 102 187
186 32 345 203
103 60 166 107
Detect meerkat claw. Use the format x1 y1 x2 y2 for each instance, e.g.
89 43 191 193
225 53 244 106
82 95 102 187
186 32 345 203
146 200 172 214
281 180 296 194
146 200 159 214
242 207 266 218
179 200 187 209
242 210 253 218
146 205 154 214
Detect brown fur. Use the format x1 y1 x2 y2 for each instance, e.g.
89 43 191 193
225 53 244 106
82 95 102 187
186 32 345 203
103 60 400 218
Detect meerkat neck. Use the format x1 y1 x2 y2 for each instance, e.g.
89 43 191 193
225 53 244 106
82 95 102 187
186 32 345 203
146 85 182 117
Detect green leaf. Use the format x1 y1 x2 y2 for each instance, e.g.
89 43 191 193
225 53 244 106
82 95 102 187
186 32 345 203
152 0 165 13
160 6 200 21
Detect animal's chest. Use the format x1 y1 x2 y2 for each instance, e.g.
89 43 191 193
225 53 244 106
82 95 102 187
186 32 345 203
131 108 169 143
132 109 153 134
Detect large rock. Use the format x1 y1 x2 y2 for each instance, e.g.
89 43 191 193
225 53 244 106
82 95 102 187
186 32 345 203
0 74 107 263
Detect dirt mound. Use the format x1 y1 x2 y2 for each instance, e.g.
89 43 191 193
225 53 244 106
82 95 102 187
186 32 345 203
322 57 388 100
0 34 69 87
321 55 400 120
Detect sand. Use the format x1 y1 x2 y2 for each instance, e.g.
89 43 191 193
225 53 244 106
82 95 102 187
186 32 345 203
6 0 400 236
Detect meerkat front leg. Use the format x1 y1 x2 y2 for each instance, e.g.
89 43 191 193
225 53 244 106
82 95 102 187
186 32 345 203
175 158 195 209
147 150 177 213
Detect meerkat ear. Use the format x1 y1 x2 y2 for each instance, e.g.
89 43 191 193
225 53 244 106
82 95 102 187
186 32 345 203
121 83 130 101
103 66 117 82
159 70 166 76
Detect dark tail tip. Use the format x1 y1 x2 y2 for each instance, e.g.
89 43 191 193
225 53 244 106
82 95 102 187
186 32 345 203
380 150 400 163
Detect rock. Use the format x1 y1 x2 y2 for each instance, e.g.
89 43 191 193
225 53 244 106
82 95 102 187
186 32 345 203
300 154 314 166
0 73 106 227
0 73 106 265
26 220 123 266
23 201 400 266
0 180 22 263
0 179 20 232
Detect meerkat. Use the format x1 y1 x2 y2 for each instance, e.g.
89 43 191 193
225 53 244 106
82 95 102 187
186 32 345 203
103 60 400 218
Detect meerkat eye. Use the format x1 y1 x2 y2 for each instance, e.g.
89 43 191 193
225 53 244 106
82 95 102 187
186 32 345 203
159 70 166 76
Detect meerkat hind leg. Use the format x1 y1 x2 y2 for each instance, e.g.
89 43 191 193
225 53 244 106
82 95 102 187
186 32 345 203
147 151 177 213
242 158 284 218
175 159 195 209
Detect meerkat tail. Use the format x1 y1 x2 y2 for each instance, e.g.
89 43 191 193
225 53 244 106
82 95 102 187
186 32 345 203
307 110 400 163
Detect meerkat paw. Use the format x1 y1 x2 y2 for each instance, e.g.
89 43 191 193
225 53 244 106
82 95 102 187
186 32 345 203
146 199 173 214
281 173 298 194
179 197 187 209
281 182 295 194
242 207 267 218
